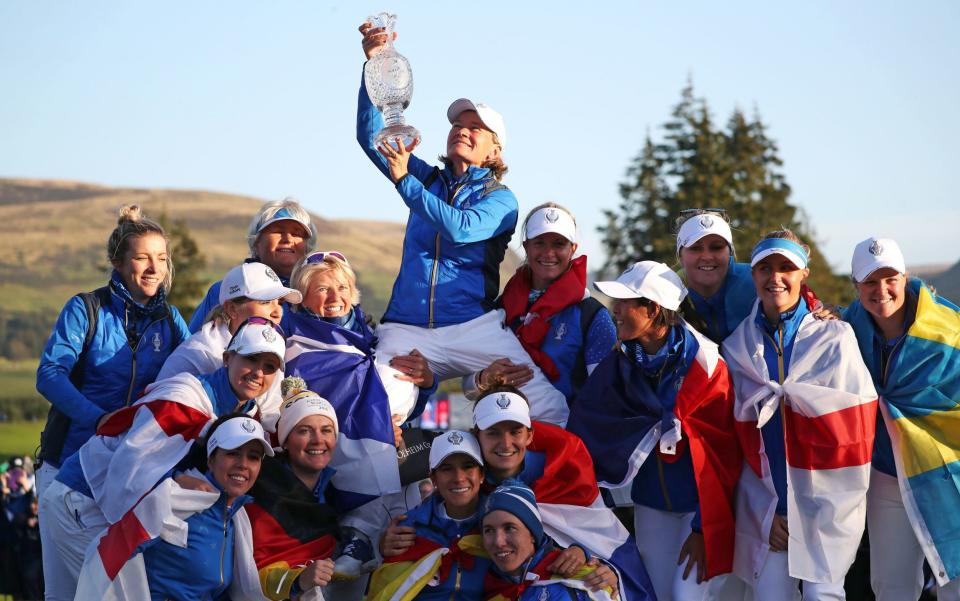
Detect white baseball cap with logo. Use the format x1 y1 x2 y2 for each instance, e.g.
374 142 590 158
851 237 907 283
675 212 733 256
473 392 531 430
593 261 688 311
206 416 275 457
428 430 484 470
523 206 577 244
447 98 507 150
226 319 286 369
219 262 303 305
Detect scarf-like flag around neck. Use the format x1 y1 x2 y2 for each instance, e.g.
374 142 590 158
846 278 960 585
723 300 878 585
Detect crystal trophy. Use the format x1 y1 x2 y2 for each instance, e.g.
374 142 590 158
364 12 420 148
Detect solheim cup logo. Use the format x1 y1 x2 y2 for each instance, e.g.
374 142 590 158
869 240 884 256
496 394 511 409
545 209 560 223
699 215 714 228
263 328 277 343
241 419 256 433
265 267 280 282
447 432 464 445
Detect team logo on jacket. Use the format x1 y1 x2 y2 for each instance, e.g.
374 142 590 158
496 394 511 409
545 208 560 223
263 328 277 343
699 215 715 228
264 267 280 282
869 240 884 256
241 419 256 433
537 589 549 601
447 432 464 445
554 322 567 341
152 332 162 352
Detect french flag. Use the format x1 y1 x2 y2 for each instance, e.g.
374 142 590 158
723 304 878 585
569 324 741 579
284 311 400 512
525 422 657 601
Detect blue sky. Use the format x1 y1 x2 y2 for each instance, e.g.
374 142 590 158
2 1 958 272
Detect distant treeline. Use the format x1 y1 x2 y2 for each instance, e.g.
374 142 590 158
0 308 58 362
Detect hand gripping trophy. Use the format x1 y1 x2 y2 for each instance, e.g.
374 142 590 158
363 12 420 148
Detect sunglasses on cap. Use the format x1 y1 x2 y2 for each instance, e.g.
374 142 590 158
302 250 348 266
226 316 285 347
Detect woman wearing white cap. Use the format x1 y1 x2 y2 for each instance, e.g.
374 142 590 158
356 22 569 427
673 209 756 343
40 318 286 598
462 203 617 406
244 377 341 600
569 261 742 601
843 237 960 600
367 429 491 600
189 198 318 332
723 229 877 600
73 412 273 600
158 261 302 418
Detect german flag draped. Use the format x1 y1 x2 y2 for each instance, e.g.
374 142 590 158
366 534 487 601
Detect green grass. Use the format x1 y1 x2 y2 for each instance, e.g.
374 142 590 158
0 359 41 399
0 421 43 458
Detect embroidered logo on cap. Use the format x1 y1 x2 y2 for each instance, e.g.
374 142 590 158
496 394 511 409
264 267 280 282
447 432 464 445
699 215 715 228
262 328 277 343
869 240 884 256
241 419 256 433
545 209 560 223
229 284 241 294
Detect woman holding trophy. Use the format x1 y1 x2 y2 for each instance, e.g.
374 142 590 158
356 16 570 427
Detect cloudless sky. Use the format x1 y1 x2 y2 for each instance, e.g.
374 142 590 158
2 1 958 272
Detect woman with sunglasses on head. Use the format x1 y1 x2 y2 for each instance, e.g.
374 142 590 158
74 413 273 601
189 197 318 333
723 229 877 600
461 203 617 408
843 237 960 600
40 318 285 600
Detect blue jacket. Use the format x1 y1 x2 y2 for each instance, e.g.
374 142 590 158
357 74 518 328
755 299 810 515
140 473 251 601
36 275 189 467
681 259 756 343
400 494 489 600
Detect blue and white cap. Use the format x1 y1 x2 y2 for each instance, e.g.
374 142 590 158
473 392 531 430
750 238 809 270
428 430 483 470
207 416 274 458
482 484 545 546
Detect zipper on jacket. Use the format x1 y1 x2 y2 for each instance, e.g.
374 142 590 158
448 563 462 601
125 315 167 406
219 504 228 588
880 336 905 388
657 455 673 512
427 180 467 328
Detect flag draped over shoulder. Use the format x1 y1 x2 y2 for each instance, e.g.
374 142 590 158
523 422 656 601
244 456 340 600
284 311 400 511
846 280 960 585
723 303 878 584
569 323 741 578
366 534 487 601
74 475 266 601
483 547 615 601
79 373 217 524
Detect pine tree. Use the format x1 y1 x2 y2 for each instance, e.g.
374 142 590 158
599 83 852 304
158 211 209 320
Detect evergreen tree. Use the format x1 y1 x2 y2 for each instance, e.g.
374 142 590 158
599 83 852 304
158 212 209 320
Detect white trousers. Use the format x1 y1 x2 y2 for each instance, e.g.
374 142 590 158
39 480 108 601
867 468 960 600
376 310 569 426
748 548 845 601
634 504 721 601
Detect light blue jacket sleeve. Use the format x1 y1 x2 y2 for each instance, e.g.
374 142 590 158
35 296 107 428
188 281 221 334
396 174 518 244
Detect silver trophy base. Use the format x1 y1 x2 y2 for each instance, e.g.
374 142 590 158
375 124 421 150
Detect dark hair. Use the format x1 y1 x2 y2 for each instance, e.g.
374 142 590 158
632 297 680 330
477 385 530 406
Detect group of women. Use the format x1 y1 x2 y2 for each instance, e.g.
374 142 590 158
31 16 959 601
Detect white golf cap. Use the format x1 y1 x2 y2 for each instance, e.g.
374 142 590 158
207 416 274 458
447 98 507 150
429 430 483 470
523 206 577 243
226 318 286 369
593 261 688 311
851 237 906 283
219 262 303 305
473 392 531 430
676 213 733 255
